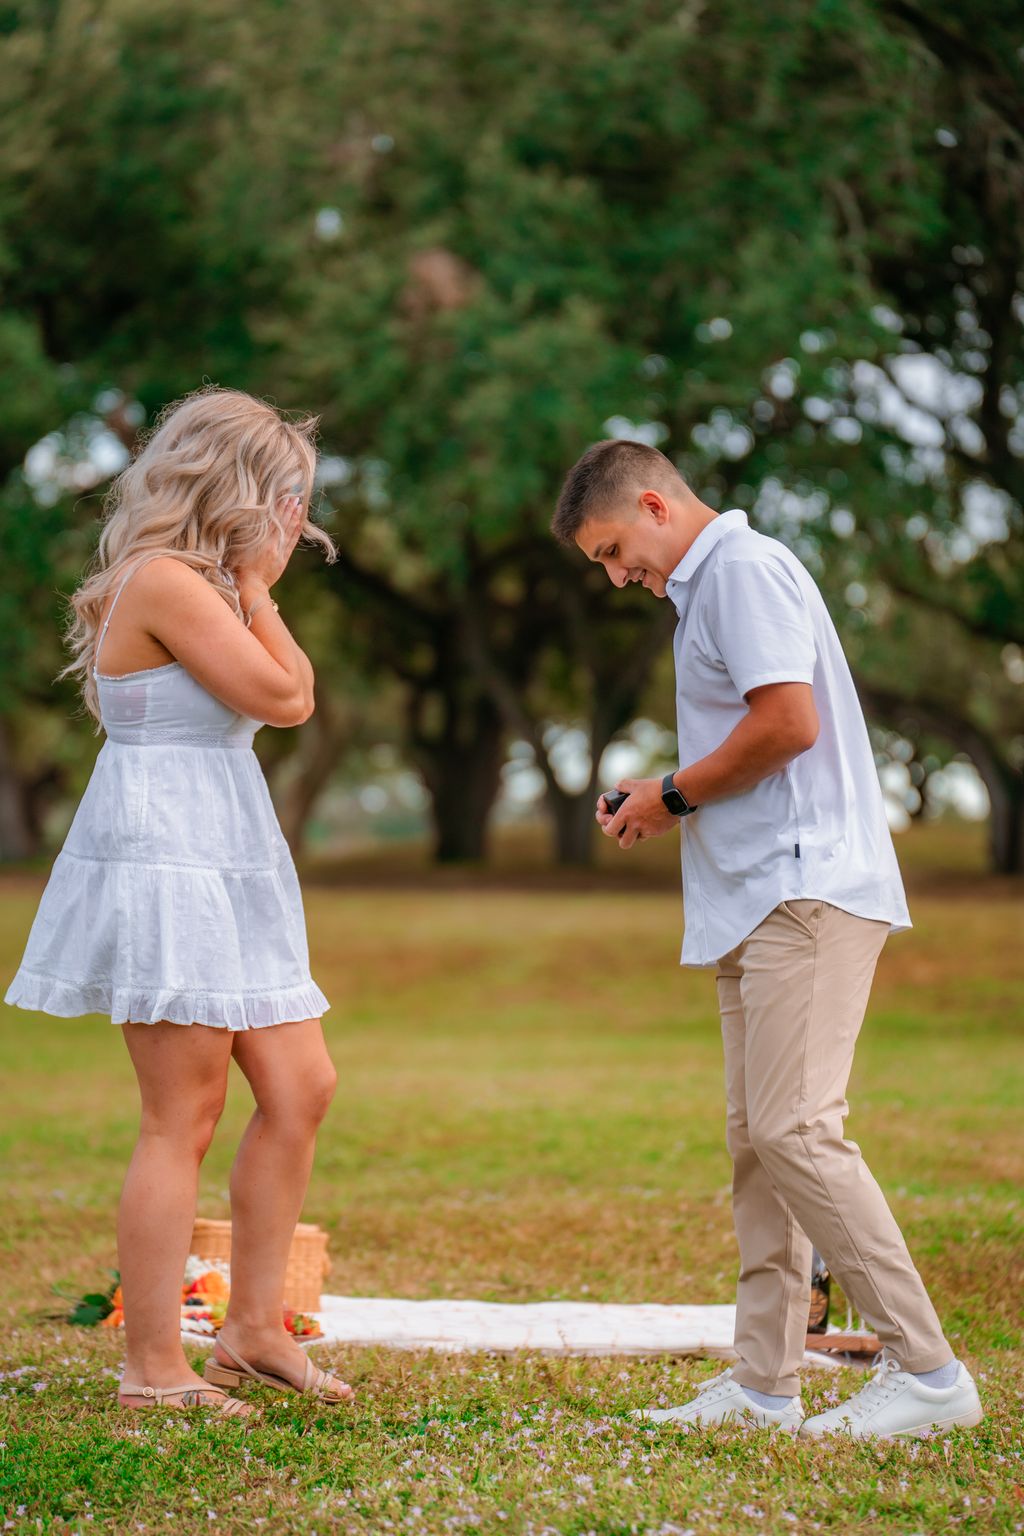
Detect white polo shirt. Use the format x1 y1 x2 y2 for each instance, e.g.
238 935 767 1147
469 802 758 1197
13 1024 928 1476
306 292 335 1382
667 509 911 967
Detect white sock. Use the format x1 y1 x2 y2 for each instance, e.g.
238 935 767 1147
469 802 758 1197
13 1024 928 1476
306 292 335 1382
911 1358 959 1389
742 1386 793 1409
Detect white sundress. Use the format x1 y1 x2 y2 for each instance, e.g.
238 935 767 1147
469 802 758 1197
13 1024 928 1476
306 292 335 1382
4 565 329 1029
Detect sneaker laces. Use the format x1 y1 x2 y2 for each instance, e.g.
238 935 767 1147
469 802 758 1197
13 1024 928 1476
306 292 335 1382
693 1368 734 1397
845 1350 905 1419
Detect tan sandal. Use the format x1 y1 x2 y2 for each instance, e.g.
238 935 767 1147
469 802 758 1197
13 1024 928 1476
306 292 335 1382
204 1336 354 1404
119 1380 253 1417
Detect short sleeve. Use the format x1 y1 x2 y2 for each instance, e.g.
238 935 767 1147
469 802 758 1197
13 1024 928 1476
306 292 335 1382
705 555 816 700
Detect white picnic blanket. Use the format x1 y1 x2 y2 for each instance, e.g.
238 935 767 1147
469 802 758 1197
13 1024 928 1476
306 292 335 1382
185 1296 852 1369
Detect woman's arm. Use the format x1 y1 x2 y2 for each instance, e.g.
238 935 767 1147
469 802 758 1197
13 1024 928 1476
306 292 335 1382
128 497 318 726
136 557 314 727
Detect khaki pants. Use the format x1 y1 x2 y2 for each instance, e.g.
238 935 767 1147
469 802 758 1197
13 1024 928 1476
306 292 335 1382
715 898 952 1396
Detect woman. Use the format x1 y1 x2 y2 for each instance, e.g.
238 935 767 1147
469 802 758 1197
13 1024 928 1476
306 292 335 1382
6 387 353 1415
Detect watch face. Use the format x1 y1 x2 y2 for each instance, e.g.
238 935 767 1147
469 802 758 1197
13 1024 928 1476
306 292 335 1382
662 772 696 816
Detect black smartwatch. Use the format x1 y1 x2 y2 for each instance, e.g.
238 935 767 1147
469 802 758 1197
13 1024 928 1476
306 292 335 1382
662 771 699 817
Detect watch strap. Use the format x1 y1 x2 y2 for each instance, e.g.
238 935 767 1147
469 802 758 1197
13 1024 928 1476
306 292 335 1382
662 771 698 817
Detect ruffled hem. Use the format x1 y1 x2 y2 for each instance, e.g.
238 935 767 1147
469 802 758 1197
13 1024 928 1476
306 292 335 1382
4 970 329 1030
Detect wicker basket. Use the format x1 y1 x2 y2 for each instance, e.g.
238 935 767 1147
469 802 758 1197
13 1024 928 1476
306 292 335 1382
190 1218 330 1313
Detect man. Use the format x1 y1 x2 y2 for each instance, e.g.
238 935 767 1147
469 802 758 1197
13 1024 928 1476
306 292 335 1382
551 439 983 1440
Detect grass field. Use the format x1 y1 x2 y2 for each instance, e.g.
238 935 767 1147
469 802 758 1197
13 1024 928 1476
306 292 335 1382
1 819 1022 1534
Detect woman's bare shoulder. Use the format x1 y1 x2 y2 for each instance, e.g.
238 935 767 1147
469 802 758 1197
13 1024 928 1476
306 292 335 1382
131 557 224 603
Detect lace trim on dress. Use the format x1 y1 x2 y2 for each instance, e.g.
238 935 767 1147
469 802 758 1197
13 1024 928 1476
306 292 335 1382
95 661 181 683
101 730 255 748
60 849 284 875
4 969 330 1030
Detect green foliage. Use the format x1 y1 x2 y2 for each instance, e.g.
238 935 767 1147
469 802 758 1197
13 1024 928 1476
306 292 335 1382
65 1284 117 1328
0 316 62 470
0 0 1020 863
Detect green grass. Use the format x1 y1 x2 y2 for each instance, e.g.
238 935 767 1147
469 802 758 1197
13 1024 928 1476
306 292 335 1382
1 820 1022 1534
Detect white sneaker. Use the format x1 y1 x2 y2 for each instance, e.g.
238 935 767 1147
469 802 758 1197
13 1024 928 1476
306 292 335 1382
633 1366 804 1432
799 1353 984 1441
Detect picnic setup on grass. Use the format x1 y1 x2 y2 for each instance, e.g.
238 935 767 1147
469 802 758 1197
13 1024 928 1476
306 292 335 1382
73 1217 885 1375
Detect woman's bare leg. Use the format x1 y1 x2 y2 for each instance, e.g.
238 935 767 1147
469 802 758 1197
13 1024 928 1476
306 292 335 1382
214 1017 344 1388
118 1021 234 1402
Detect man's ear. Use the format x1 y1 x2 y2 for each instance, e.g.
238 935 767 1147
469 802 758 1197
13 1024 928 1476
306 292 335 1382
638 489 670 525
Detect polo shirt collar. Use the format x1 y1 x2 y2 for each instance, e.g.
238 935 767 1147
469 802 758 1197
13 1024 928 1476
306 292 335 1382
665 509 748 600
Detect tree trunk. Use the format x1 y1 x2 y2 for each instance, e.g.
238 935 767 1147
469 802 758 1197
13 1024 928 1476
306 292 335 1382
854 675 1024 876
987 763 1024 875
414 690 505 863
547 785 598 867
278 697 345 858
0 719 38 861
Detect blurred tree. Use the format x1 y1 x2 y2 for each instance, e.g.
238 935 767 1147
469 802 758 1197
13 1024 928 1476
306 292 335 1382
0 0 359 854
0 307 87 854
1 0 1020 869
854 1 1024 869
256 556 409 858
281 0 1022 865
0 475 92 858
663 0 1024 868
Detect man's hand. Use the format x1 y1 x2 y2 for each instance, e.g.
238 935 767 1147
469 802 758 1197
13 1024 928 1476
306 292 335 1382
597 777 678 850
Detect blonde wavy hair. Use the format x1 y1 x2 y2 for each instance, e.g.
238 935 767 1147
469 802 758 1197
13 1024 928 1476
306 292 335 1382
63 386 337 720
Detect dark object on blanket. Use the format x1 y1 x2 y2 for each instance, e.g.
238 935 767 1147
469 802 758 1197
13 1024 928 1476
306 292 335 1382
804 1249 882 1360
808 1249 830 1334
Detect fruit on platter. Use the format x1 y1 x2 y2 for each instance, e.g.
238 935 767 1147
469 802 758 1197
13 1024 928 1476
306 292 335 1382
284 1310 323 1339
71 1259 321 1339
100 1284 124 1329
185 1269 230 1305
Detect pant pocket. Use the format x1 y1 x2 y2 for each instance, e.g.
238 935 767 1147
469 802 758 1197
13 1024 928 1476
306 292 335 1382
779 899 823 940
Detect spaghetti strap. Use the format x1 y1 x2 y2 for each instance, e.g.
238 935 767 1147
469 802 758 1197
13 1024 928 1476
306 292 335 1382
93 555 197 674
93 562 147 674
93 556 239 676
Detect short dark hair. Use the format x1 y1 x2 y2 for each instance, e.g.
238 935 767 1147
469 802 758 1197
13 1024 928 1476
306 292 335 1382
551 439 686 547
